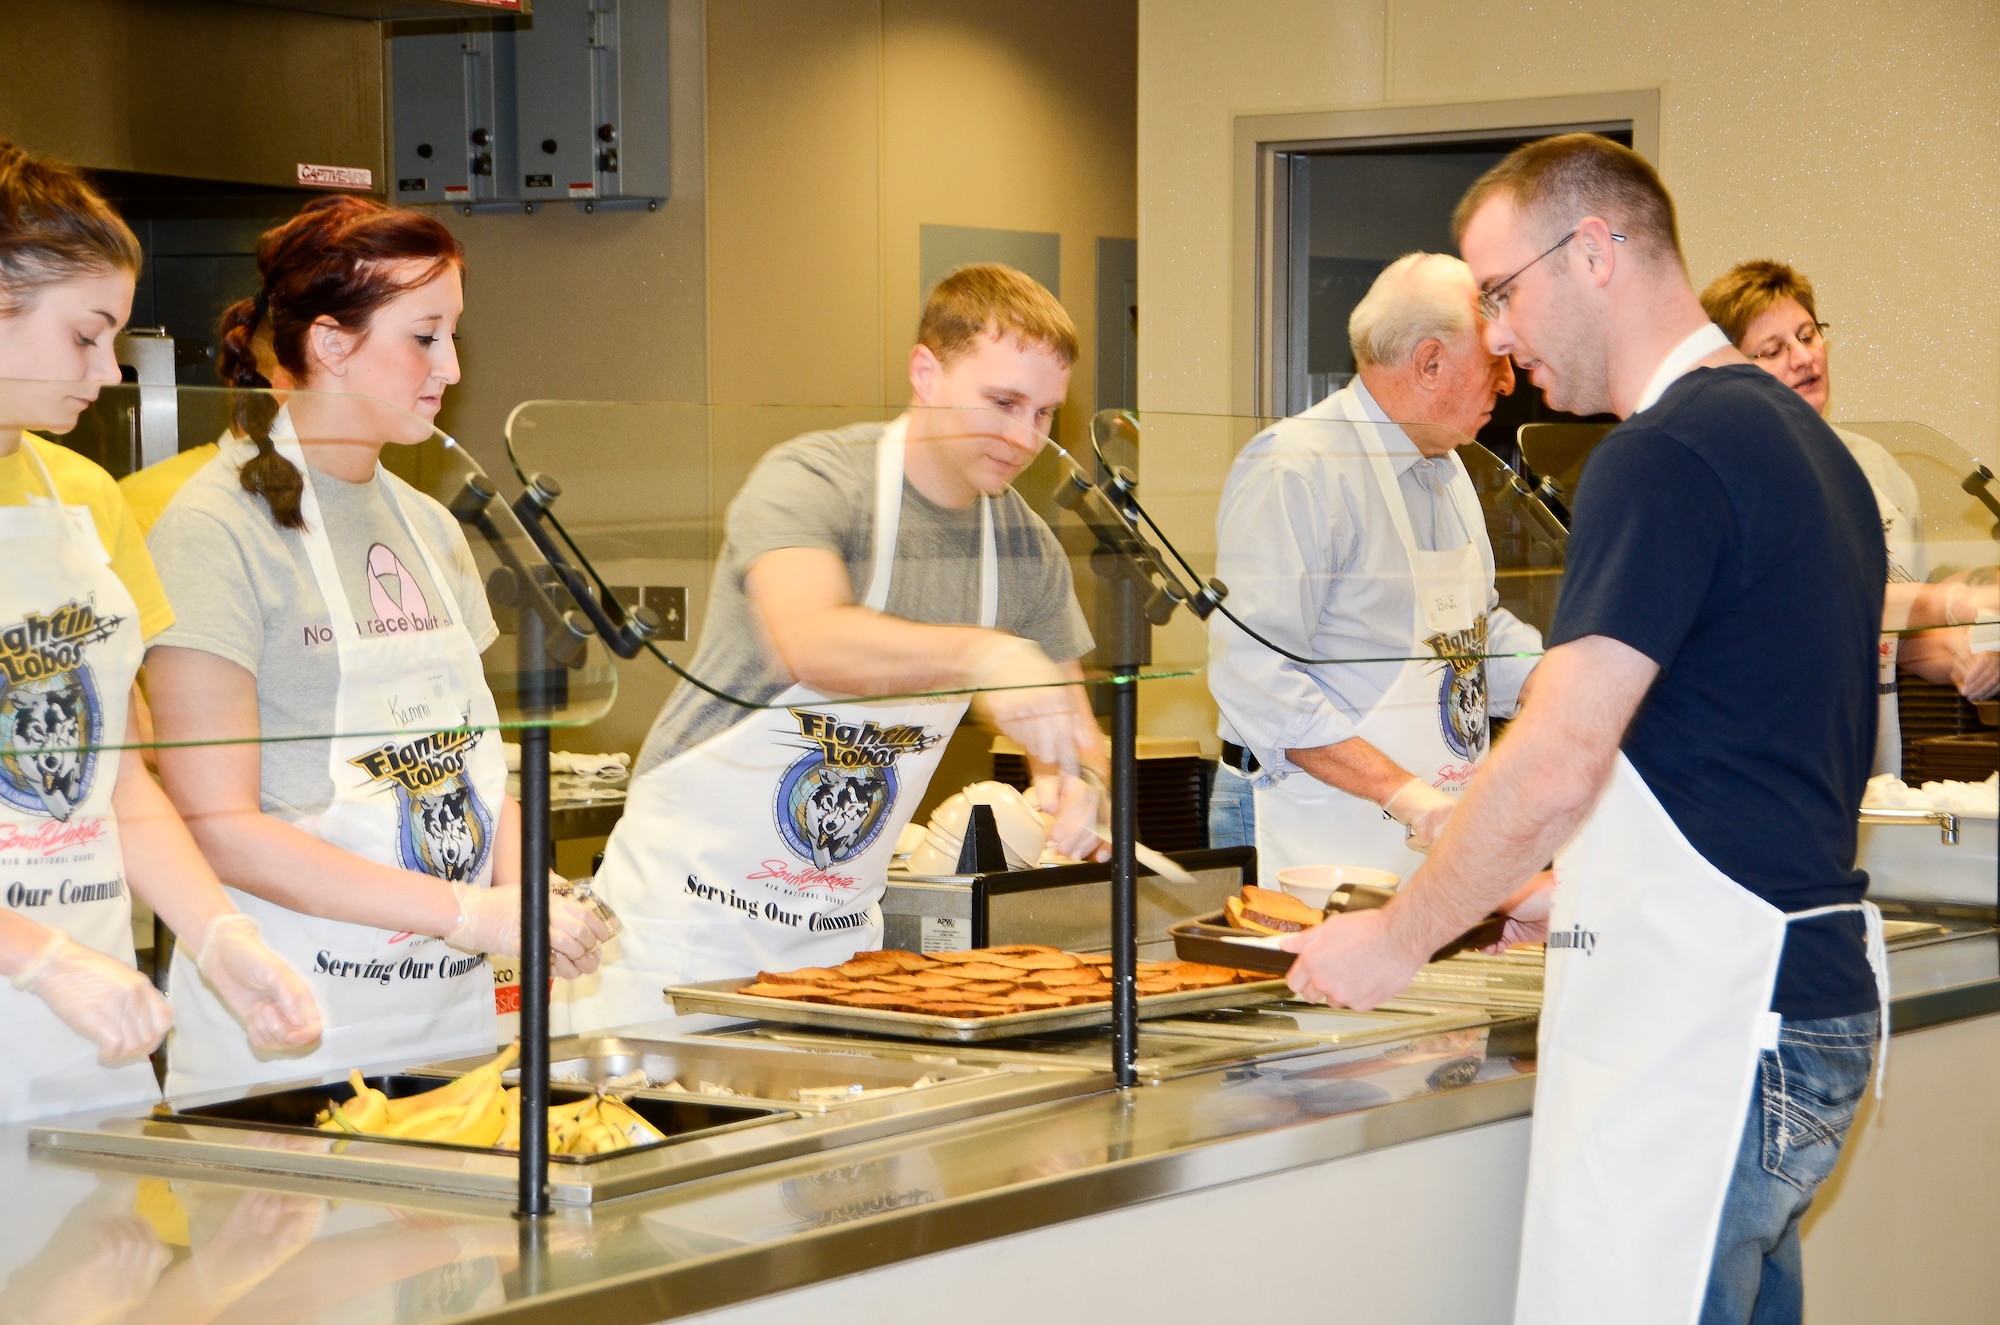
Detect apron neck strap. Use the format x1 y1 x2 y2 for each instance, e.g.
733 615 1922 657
1633 322 1730 414
14 435 62 504
867 417 999 628
269 411 469 645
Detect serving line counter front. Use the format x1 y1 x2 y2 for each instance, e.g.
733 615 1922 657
6 923 1993 1325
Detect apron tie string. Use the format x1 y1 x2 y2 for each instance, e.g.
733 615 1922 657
1782 899 1891 1100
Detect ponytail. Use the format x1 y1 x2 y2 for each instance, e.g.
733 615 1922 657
220 194 463 533
218 291 305 530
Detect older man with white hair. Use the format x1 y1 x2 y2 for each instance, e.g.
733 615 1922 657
1207 251 1536 884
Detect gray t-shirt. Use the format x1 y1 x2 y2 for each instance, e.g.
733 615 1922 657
635 423 1093 774
147 448 498 819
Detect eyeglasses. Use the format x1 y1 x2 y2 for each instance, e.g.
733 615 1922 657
1477 229 1626 320
1745 321 1830 361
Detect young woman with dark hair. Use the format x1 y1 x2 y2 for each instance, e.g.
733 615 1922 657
0 140 319 1121
143 195 608 1096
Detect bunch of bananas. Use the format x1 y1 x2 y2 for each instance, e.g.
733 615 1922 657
316 1041 665 1155
523 1092 666 1156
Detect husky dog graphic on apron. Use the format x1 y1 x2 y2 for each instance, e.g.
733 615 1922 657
564 420 998 1032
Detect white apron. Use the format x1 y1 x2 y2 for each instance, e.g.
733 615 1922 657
564 420 996 1031
0 440 156 1122
1514 756 1889 1325
166 422 506 1096
1513 324 1890 1324
1254 428 1491 886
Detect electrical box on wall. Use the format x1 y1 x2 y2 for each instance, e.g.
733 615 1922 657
390 0 667 215
392 21 516 207
514 0 668 210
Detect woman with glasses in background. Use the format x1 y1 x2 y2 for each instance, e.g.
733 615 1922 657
1702 259 1998 779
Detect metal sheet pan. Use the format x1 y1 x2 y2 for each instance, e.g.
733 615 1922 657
666 975 1291 1043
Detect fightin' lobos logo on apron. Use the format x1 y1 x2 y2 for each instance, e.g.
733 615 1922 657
0 598 119 822
347 719 494 880
1424 615 1490 763
774 710 943 871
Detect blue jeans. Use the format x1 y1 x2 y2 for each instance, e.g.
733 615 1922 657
1699 1009 1878 1325
1207 764 1256 849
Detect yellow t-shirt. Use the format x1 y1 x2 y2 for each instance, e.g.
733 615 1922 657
0 434 175 641
118 442 220 537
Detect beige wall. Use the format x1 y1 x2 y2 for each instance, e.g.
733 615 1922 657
1137 0 2000 743
708 0 1139 452
1138 0 2000 462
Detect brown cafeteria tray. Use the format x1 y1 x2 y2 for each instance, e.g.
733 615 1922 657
1170 910 1509 977
665 974 1290 1043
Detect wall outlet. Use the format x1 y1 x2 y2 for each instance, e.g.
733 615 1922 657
608 585 687 641
644 586 687 641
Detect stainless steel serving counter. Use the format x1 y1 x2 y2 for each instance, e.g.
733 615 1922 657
2 932 1993 1325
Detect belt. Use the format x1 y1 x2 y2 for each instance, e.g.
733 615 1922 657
1220 742 1260 775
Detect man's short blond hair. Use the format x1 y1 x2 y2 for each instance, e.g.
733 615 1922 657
1452 133 1683 268
917 263 1079 368
1349 252 1477 369
1699 259 1818 347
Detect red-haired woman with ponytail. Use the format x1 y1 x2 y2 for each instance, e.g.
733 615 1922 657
144 196 607 1096
0 141 319 1122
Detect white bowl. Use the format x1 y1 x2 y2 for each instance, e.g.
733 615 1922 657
909 782 1048 874
1275 864 1402 911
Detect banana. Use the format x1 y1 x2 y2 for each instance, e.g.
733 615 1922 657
596 1096 666 1146
318 1071 389 1133
382 1041 520 1124
493 1089 608 1153
454 1079 508 1149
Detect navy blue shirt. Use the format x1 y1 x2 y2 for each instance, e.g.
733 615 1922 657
1549 365 1885 1019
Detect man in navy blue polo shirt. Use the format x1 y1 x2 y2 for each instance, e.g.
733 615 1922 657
1281 135 1884 1325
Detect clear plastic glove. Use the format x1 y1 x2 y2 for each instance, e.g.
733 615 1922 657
445 881 612 980
1382 776 1458 852
1031 771 1110 862
968 636 1088 773
11 930 173 1064
1952 648 1999 702
194 914 323 1054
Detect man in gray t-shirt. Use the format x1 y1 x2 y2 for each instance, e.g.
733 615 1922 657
565 264 1117 1026
635 421 1091 774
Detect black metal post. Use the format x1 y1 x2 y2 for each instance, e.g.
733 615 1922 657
1100 560 1149 1090
516 608 552 1220
1109 667 1139 1088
